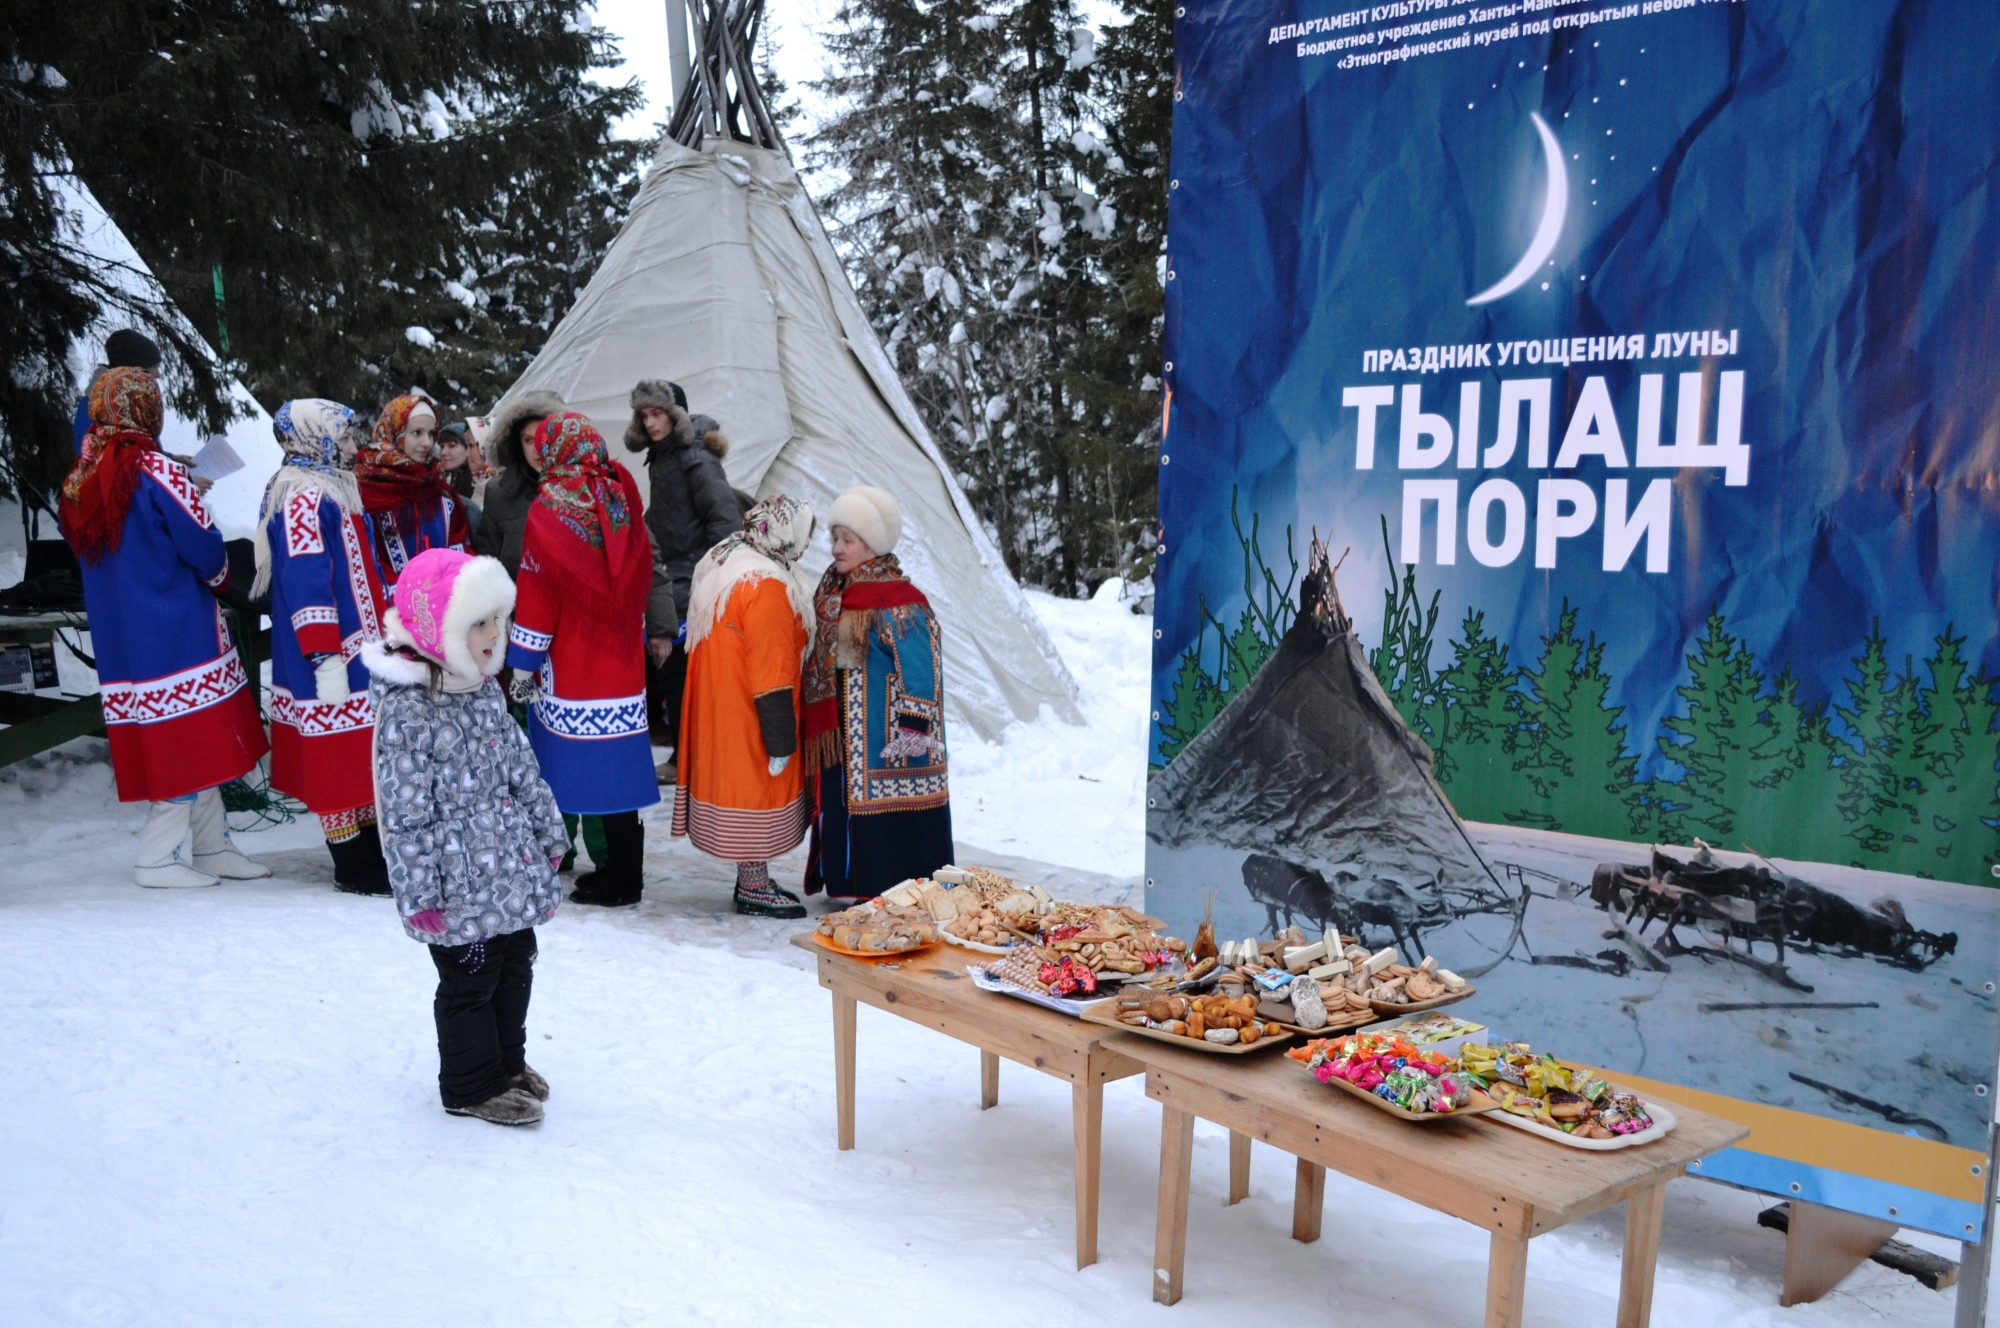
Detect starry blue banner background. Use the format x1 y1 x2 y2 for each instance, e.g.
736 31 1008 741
1153 0 2000 869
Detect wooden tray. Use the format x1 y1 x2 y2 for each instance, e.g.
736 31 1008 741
811 932 941 962
1306 1061 1496 1122
1478 1094 1677 1150
1080 999 1294 1055
1367 983 1476 1017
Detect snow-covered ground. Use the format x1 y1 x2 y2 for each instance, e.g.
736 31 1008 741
0 588 1980 1325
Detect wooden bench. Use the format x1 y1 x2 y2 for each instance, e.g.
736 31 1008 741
789 933 1144 1268
1109 1032 1748 1326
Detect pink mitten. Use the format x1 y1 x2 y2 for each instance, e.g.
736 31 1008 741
410 909 446 935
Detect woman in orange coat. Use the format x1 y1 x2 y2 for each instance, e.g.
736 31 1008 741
672 495 816 917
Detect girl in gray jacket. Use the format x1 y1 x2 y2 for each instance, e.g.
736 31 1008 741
363 548 570 1126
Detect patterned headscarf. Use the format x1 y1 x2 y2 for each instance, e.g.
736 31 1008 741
685 495 817 656
58 367 163 564
356 392 442 479
253 398 363 595
523 412 651 610
532 412 634 553
354 391 459 554
801 550 925 772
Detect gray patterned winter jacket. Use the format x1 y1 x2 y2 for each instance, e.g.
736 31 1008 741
364 642 570 946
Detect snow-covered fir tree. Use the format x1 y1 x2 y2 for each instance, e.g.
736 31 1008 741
11 1 643 429
811 0 1167 594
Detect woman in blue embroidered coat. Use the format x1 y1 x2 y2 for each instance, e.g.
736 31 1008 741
57 367 271 889
503 413 660 907
801 486 953 901
253 399 394 893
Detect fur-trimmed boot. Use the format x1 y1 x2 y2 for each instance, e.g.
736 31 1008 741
733 861 805 919
133 800 218 889
445 1086 544 1126
188 786 271 880
570 815 643 907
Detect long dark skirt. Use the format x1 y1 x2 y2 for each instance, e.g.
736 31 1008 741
804 764 954 900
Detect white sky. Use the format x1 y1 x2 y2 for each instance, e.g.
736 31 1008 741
590 1 1129 143
589 0 845 140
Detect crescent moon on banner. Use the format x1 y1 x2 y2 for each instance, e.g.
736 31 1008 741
1466 111 1569 307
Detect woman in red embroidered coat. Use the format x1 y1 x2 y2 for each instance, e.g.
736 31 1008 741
356 392 469 598
58 368 270 889
503 413 659 907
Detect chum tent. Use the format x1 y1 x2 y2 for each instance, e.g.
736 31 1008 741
489 0 1081 740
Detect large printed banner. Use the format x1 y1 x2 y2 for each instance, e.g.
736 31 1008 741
1151 0 2000 1237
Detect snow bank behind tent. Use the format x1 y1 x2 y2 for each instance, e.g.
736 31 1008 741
53 175 281 540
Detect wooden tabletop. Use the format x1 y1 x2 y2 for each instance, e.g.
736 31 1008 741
787 932 1141 1079
1106 1030 1747 1231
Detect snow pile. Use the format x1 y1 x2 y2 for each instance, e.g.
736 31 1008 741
949 577 1151 880
0 744 1971 1325
55 175 283 540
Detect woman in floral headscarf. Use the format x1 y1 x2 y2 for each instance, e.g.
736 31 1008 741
503 412 659 906
253 399 393 894
58 367 270 889
672 495 817 917
356 391 469 595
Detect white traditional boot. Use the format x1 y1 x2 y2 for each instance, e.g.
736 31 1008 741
189 786 271 880
133 800 219 889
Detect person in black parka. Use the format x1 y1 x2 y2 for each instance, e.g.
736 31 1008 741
625 380 741 763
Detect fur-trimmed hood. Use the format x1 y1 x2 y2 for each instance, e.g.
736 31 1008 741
360 637 432 687
364 552 516 684
490 391 566 478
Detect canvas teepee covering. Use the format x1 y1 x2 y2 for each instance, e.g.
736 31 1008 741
490 72 1081 738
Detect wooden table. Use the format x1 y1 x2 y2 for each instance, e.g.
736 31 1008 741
789 933 1144 1268
0 610 101 769
1110 1033 1749 1326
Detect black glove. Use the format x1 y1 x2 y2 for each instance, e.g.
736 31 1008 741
508 669 537 705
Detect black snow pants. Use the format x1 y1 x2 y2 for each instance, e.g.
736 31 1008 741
427 928 537 1108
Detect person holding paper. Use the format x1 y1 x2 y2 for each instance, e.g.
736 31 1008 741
252 399 394 894
57 367 271 888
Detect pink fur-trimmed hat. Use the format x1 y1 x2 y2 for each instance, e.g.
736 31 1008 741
381 549 515 679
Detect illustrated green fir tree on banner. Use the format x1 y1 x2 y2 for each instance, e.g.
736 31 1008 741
1156 506 2000 886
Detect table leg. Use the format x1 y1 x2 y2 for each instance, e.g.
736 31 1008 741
980 1049 999 1110
1227 1131 1251 1205
1292 1158 1325 1243
1484 1228 1531 1328
1154 1105 1195 1305
1072 1077 1105 1269
1616 1181 1667 1328
832 988 856 1151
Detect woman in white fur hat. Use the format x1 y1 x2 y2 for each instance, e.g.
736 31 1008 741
800 485 954 901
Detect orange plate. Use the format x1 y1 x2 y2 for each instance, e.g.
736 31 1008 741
811 933 941 962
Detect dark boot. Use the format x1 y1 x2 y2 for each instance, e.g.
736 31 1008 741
570 812 643 907
357 822 392 892
328 831 390 896
733 861 806 919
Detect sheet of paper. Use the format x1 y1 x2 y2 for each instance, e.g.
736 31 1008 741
190 434 244 483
